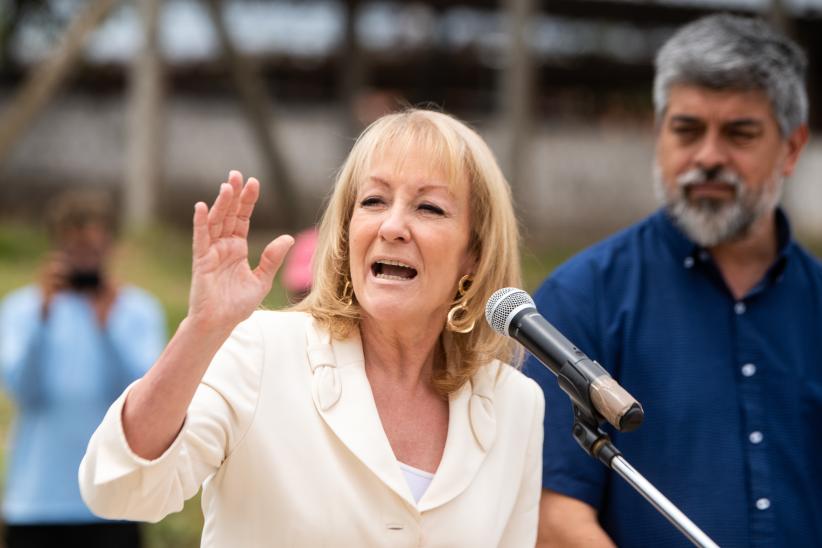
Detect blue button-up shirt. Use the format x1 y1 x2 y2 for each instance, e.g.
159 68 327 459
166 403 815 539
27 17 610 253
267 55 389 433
524 209 822 547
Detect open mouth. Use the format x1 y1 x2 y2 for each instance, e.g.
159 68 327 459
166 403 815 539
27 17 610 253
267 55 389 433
371 259 418 281
685 182 736 198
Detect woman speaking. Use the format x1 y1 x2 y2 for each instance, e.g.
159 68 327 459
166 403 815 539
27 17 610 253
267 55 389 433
79 109 544 546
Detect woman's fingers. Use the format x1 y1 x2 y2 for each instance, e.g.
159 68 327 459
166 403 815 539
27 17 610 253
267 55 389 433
192 201 210 260
195 171 261 262
220 171 244 237
254 234 295 286
233 177 260 239
207 182 234 241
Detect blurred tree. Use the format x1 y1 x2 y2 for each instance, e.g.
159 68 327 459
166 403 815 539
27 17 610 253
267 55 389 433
125 0 165 229
768 0 793 36
0 0 116 165
0 0 47 70
501 0 535 205
0 0 94 72
204 0 300 229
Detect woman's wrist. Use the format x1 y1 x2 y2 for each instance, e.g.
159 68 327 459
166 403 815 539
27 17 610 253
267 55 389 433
179 312 237 345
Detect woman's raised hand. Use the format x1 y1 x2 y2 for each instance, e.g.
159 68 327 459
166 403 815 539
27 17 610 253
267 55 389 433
188 171 294 333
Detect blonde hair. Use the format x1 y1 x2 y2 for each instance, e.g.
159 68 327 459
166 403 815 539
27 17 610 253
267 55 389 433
293 108 522 395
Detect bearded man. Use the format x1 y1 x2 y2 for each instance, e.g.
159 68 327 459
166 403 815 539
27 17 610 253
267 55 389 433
525 14 821 548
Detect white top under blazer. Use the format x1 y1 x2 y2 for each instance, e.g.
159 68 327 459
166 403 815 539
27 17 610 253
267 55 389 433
79 311 544 547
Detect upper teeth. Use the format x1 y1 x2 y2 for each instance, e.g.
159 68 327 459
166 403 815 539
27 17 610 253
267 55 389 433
378 259 413 269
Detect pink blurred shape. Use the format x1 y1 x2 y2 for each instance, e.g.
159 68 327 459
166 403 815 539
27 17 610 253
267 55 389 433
282 227 318 294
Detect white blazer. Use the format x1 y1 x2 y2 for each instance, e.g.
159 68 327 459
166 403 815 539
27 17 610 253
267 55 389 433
79 311 544 547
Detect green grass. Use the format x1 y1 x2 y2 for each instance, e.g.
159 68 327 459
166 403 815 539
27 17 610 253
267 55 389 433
0 220 570 546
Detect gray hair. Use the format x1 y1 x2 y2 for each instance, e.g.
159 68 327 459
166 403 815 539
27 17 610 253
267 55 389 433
653 14 808 136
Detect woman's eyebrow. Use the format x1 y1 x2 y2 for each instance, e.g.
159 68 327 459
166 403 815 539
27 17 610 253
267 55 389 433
366 175 453 196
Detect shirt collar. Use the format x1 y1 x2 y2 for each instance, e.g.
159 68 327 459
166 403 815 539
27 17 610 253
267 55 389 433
654 207 794 282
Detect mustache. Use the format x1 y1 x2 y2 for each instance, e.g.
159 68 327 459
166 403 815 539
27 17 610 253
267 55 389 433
677 166 743 189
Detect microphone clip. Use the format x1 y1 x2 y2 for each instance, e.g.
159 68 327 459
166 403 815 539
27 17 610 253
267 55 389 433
571 404 622 468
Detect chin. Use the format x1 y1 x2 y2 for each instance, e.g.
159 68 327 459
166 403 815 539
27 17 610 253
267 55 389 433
359 297 428 323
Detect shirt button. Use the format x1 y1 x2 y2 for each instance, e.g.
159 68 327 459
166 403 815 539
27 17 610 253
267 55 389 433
698 250 710 261
741 363 757 377
749 431 763 444
756 498 771 510
683 257 695 268
734 302 746 315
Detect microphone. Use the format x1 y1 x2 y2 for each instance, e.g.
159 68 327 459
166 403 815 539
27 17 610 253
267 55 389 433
486 288 643 432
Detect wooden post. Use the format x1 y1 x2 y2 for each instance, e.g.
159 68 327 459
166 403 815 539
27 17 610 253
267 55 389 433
0 0 116 165
340 0 365 141
768 0 793 37
501 0 535 204
204 0 299 229
125 0 164 229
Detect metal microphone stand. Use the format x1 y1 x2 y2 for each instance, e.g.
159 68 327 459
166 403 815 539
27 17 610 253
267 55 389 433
570 405 719 548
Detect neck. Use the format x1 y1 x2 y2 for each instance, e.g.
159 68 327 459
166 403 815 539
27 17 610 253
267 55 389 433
359 315 443 390
709 209 779 299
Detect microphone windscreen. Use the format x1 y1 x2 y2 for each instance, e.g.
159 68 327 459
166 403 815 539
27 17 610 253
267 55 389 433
485 288 534 335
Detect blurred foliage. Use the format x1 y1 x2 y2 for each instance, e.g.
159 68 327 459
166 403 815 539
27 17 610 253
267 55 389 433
0 0 80 69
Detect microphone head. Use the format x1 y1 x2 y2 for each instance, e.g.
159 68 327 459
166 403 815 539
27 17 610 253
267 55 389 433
485 288 535 336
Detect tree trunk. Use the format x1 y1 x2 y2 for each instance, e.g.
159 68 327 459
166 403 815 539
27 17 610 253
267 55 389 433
340 0 365 141
204 0 299 229
0 0 116 165
125 0 165 229
501 0 535 210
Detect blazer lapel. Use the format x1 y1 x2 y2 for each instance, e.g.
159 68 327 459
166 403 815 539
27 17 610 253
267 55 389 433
417 363 498 512
305 320 414 506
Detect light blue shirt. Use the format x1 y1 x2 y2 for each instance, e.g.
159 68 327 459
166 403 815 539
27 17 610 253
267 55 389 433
0 284 165 524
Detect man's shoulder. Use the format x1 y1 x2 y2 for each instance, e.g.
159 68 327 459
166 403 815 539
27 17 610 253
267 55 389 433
0 284 40 311
117 285 164 314
544 212 661 290
790 242 822 277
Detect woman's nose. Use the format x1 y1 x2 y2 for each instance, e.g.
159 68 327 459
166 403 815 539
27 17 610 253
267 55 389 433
378 205 411 242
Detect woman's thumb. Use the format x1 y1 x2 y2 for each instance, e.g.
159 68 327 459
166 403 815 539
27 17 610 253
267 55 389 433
254 235 295 285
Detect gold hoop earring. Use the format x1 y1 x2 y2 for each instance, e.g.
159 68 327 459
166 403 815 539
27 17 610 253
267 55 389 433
340 278 354 307
446 274 475 333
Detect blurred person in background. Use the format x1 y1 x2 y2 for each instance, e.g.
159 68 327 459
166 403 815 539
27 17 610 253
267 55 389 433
526 14 821 547
281 226 318 302
79 109 544 546
0 190 166 548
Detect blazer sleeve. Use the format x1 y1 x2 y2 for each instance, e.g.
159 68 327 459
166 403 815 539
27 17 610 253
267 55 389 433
79 313 266 523
498 379 545 547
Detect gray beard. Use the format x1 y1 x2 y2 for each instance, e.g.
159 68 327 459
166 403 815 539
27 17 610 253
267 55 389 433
653 164 782 247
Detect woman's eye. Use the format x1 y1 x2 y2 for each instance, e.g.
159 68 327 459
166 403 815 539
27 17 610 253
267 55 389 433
419 203 445 215
360 197 384 207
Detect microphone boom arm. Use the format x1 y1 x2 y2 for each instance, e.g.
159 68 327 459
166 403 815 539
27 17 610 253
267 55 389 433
513 310 643 432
